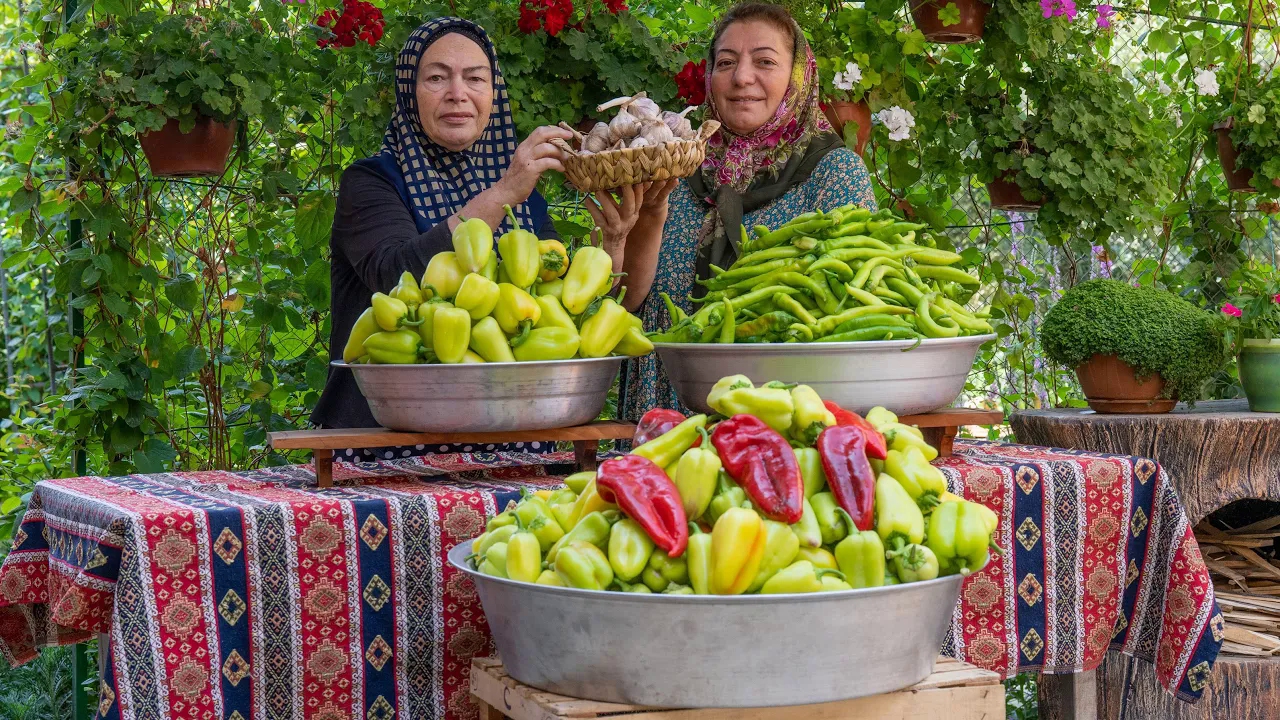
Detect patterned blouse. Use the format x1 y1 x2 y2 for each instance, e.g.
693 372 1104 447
620 147 878 422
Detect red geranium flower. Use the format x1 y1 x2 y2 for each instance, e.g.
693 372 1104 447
602 0 627 13
316 0 383 48
543 0 573 36
675 59 706 106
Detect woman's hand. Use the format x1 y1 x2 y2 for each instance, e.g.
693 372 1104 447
641 178 679 211
495 125 573 206
585 183 647 273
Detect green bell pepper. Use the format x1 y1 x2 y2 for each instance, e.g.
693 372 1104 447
926 500 991 575
432 306 472 364
810 491 848 545
536 569 564 586
364 329 422 365
705 471 748 526
505 523 543 583
514 494 566 551
876 473 926 549
371 292 422 332
578 294 631 358
545 509 616 562
891 543 940 583
885 446 947 507
390 270 425 307
607 518 655 582
497 205 541 288
760 560 845 594
792 497 822 548
612 579 653 593
641 547 689 592
673 429 721 521
562 471 594 495
562 245 614 315
342 307 380 362
512 326 580 361
794 447 828 498
631 414 707 469
493 283 542 336
422 251 464 300
482 542 509 578
452 216 494 274
789 384 836 445
554 541 614 590
534 294 577 331
747 519 802 592
706 376 794 433
470 316 516 363
454 273 501 320
796 546 838 570
834 512 886 589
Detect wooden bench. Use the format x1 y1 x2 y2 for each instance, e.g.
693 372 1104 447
470 656 1005 720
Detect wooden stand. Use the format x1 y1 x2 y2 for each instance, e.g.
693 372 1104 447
268 421 636 488
1010 400 1280 720
470 656 1005 720
900 408 1004 457
268 407 1002 490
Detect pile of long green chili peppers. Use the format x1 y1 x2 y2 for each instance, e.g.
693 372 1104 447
650 205 994 344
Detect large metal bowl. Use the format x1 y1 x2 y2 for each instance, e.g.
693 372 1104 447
654 334 995 416
334 357 624 432
449 542 965 708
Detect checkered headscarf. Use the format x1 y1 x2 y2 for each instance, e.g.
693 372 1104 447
381 17 535 232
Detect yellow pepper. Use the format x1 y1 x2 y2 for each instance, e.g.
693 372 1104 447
497 205 541 288
493 283 542 335
342 307 379 362
452 216 494 274
535 294 577 331
432 306 472 364
538 239 570 282
747 519 801 593
562 245 614 315
454 273 501 320
709 507 767 595
796 546 838 570
422 251 464 300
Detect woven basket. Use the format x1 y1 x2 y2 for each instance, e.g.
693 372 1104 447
552 120 720 193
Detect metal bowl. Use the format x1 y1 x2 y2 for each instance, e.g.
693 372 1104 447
334 357 624 433
449 542 965 708
654 334 995 416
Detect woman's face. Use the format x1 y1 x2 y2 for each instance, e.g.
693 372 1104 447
416 33 494 152
710 20 794 136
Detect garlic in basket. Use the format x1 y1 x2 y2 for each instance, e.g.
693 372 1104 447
569 93 712 155
662 107 698 140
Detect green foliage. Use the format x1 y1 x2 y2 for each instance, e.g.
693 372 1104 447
1041 279 1228 401
1222 71 1280 198
1219 262 1280 350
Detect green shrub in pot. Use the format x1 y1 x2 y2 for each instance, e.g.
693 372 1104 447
1041 280 1227 407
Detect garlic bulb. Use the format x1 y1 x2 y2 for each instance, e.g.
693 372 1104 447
637 119 675 145
584 122 612 153
629 136 651 149
662 107 698 140
609 107 642 140
630 96 661 121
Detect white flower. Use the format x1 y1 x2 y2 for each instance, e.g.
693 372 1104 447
1157 79 1171 96
1174 109 1183 128
876 105 915 142
1247 103 1266 124
832 72 854 91
843 61 862 84
1193 68 1219 97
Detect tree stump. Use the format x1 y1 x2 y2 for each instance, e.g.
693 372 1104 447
1011 400 1280 720
1010 400 1280 525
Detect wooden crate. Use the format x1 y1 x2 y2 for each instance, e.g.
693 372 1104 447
470 656 1005 720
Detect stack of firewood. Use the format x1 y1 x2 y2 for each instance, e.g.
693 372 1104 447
1196 517 1280 657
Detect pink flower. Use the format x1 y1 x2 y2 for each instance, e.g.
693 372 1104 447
1096 3 1113 27
1222 303 1243 318
1039 0 1077 20
1273 293 1280 304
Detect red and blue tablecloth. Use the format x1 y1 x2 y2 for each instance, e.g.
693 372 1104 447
0 441 1222 720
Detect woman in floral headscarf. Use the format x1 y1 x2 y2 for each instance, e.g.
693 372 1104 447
606 2 877 420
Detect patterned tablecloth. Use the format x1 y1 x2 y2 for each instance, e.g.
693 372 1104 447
0 441 1222 720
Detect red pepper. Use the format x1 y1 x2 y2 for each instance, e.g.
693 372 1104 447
823 400 887 459
815 424 877 531
633 408 703 447
710 414 804 524
596 455 689 556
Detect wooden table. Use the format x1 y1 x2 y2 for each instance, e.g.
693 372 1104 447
269 421 637 487
470 656 1005 720
268 407 1005 489
1011 400 1280 720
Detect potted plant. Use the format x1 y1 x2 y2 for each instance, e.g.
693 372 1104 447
1042 280 1227 413
1212 70 1280 196
910 0 991 44
960 68 1046 211
51 11 282 177
1219 264 1280 411
809 3 926 156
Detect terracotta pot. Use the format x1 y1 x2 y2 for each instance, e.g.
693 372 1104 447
1074 354 1175 414
139 117 236 178
987 172 1043 212
910 0 990 44
1214 118 1280 193
822 100 872 156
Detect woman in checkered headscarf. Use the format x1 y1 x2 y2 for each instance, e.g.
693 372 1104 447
313 18 571 454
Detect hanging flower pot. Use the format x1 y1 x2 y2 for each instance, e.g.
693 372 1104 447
139 117 237 178
1214 118 1280 193
1074 354 1176 414
987 172 1043 212
821 100 872 156
910 0 990 44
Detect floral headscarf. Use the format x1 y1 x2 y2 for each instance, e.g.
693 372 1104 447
700 21 833 193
